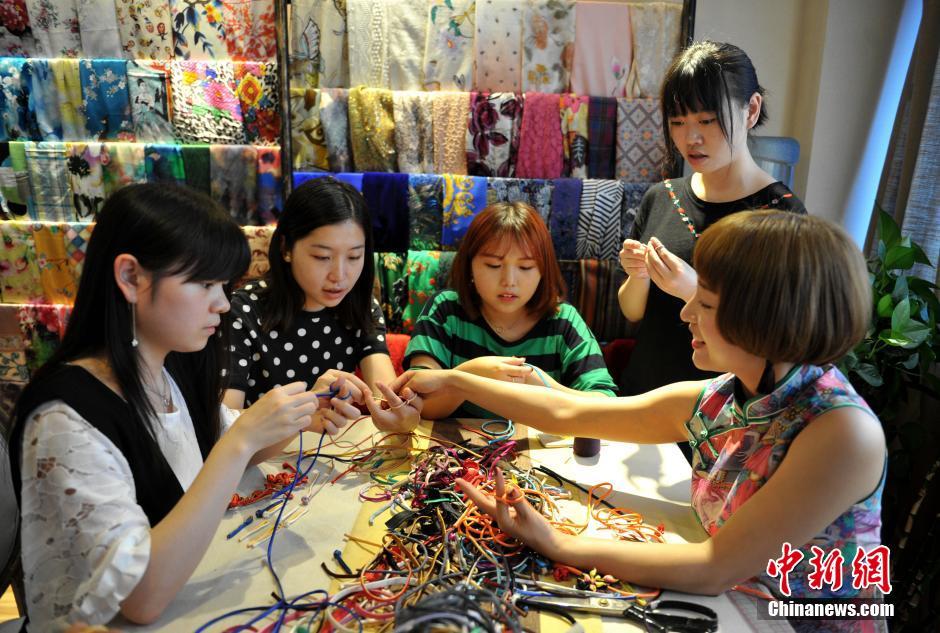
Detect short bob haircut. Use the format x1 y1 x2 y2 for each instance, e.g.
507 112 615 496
261 176 375 334
694 211 870 366
661 40 767 171
449 201 566 321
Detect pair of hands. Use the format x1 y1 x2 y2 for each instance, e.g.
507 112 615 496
456 355 535 385
619 237 697 301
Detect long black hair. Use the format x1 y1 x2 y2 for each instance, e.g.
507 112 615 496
261 177 375 334
12 183 249 452
660 40 768 171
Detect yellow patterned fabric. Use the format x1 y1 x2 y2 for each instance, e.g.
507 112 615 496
348 86 397 172
32 224 77 304
431 91 470 175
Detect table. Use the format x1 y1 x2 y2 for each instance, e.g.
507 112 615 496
114 419 786 632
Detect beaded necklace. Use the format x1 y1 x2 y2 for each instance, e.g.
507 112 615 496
663 179 700 239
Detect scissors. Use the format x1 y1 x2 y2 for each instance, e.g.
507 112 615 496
516 595 718 633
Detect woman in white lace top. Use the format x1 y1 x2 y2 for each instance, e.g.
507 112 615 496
10 184 373 631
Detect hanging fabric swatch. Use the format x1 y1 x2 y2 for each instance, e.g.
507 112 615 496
289 87 327 171
114 0 174 60
408 174 444 251
549 178 582 259
570 1 633 97
376 252 407 333
334 172 363 191
170 0 228 60
615 98 665 182
628 2 681 99
402 250 456 333
0 222 41 303
234 61 280 145
181 143 210 194
515 92 563 179
485 177 553 223
473 0 523 92
101 142 146 195
521 0 576 93
560 94 588 178
621 182 652 242
78 0 123 57
441 174 487 248
347 0 388 88
32 223 77 304
127 61 175 142
320 88 351 172
242 225 274 280
587 96 617 179
0 58 28 141
290 0 349 89
362 173 409 252
431 91 469 175
170 60 244 144
393 91 434 174
423 0 474 91
0 142 32 218
348 86 397 173
25 0 82 57
65 142 106 221
145 143 185 185
64 221 94 278
25 59 62 141
25 141 71 221
387 0 427 91
50 59 84 141
0 0 37 57
222 0 276 61
466 92 524 178
16 304 72 371
256 146 281 224
79 59 134 141
210 144 259 225
576 179 623 260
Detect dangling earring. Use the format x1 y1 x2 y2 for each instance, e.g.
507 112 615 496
130 302 139 348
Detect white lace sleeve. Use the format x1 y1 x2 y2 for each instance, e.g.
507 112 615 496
220 403 240 435
19 401 151 632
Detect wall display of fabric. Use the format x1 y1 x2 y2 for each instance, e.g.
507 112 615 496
348 86 396 173
15 303 72 371
170 60 244 144
0 141 32 218
0 221 41 303
521 0 576 93
289 87 327 171
376 251 406 333
466 91 523 178
473 0 523 93
319 87 351 172
65 142 106 221
25 141 71 221
290 0 349 89
63 220 93 278
559 258 632 344
431 91 469 175
101 141 146 194
79 59 134 141
235 61 280 145
615 97 664 182
256 146 281 224
347 0 388 89
50 58 84 141
210 144 259 225
242 224 273 281
628 1 681 99
32 222 77 304
387 0 427 91
570 1 632 98
515 91 563 179
559 93 588 178
576 178 623 260
392 91 434 174
0 58 27 141
25 59 62 140
181 142 210 193
621 181 652 243
0 0 37 57
0 352 29 384
222 0 276 61
145 142 185 185
114 0 174 61
586 95 617 179
422 0 475 91
77 0 123 58
486 176 553 223
127 60 175 142
401 250 455 333
440 173 486 249
407 173 443 251
170 0 228 60
25 0 82 57
549 177 582 259
362 172 409 252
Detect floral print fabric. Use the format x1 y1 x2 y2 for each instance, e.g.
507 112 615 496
0 58 28 141
65 142 105 220
521 0 576 93
560 94 588 178
392 91 434 174
235 61 279 145
25 0 82 57
570 1 632 97
440 174 486 248
170 60 244 144
515 91 563 179
466 91 523 178
25 59 62 141
222 0 276 61
408 174 444 251
628 2 681 99
486 176 553 223
348 86 396 173
402 250 455 333
79 60 134 141
77 0 123 57
0 221 42 302
422 0 475 91
0 1 37 57
170 0 227 60
290 0 349 89
473 0 522 92
615 98 664 182
127 60 175 142
114 0 174 60
32 222 77 303
101 141 146 195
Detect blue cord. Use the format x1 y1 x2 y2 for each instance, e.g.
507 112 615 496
523 363 551 388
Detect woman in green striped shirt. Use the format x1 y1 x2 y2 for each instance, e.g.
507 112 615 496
405 202 617 419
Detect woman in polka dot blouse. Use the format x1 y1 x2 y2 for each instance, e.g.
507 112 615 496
223 178 420 433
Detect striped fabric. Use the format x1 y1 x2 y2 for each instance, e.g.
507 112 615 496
576 179 623 260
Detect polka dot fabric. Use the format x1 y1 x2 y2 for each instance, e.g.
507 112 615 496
228 281 389 405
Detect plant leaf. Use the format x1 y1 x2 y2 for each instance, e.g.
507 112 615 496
892 275 909 303
901 353 919 370
885 245 916 270
891 298 911 332
878 209 902 249
900 321 931 347
911 242 933 266
879 329 912 347
877 294 894 318
854 363 883 387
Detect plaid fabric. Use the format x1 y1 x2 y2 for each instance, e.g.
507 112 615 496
587 96 617 179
